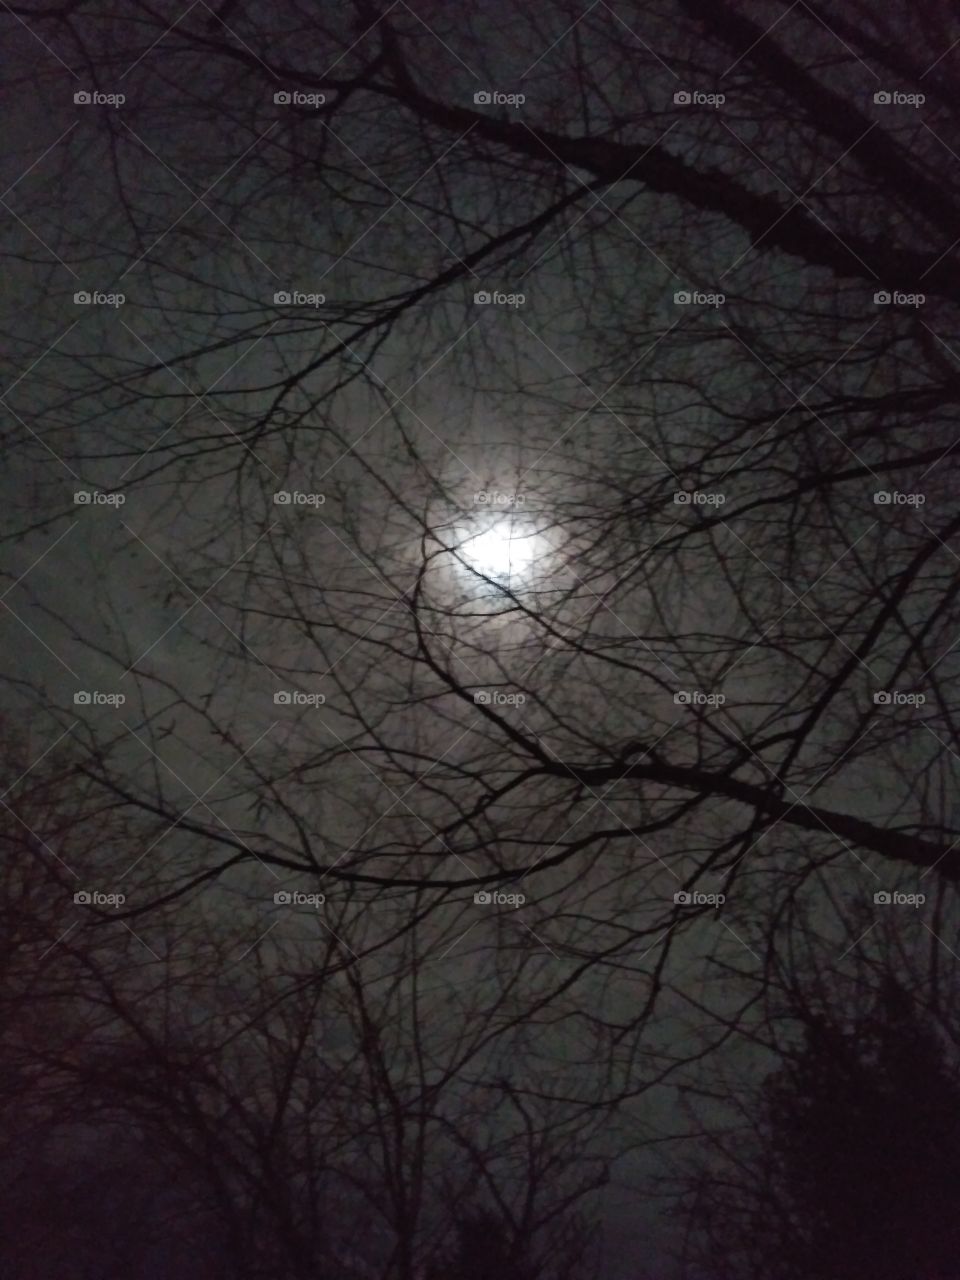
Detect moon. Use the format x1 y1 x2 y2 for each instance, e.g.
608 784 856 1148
457 516 545 583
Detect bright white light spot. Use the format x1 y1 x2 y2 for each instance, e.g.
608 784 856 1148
458 518 544 582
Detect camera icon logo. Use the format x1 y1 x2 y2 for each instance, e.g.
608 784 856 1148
274 91 291 104
474 91 492 105
274 290 291 304
474 690 492 704
274 890 292 904
674 290 691 304
74 490 92 504
874 290 891 304
73 691 91 704
74 890 92 904
873 690 892 705
274 691 292 704
474 291 491 304
674 891 692 904
874 890 892 904
74 291 91 304
873 491 891 504
273 491 291 504
874 91 892 105
673 491 692 504
74 90 91 104
474 890 492 904
673 690 691 704
674 91 691 105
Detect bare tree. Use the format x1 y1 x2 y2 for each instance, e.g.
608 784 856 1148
3 1 960 1272
0 738 605 1278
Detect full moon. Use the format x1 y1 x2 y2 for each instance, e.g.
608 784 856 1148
456 517 545 583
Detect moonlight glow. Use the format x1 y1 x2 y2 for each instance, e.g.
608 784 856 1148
456 517 546 583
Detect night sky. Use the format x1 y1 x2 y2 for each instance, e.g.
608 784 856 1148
1 3 960 1278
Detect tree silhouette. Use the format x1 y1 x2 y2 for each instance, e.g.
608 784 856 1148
672 972 960 1280
765 982 960 1279
425 1210 537 1280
